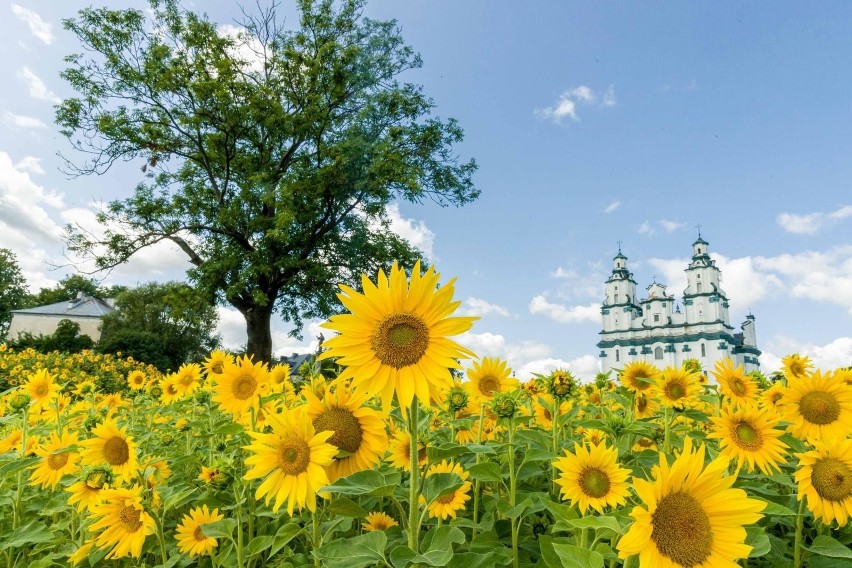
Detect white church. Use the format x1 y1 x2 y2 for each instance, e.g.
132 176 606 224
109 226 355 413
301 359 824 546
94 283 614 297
597 235 761 374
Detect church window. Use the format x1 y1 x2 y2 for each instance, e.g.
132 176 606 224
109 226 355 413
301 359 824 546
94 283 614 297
697 282 702 293
654 347 663 360
615 349 620 362
654 314 660 323
615 293 619 303
701 343 706 357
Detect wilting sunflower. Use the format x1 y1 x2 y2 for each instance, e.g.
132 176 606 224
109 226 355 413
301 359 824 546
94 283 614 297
363 511 399 531
761 382 785 413
304 388 387 483
712 358 758 407
203 350 232 377
89 485 155 559
553 442 630 514
80 419 139 481
783 353 813 380
387 430 429 471
126 370 147 390
173 363 203 397
23 369 60 412
319 261 477 412
30 431 80 489
214 355 270 416
794 438 852 527
422 460 472 520
782 370 852 442
175 505 224 558
619 361 660 393
634 392 660 419
243 407 338 515
654 366 701 410
617 440 765 567
708 404 788 474
67 470 109 512
464 357 517 407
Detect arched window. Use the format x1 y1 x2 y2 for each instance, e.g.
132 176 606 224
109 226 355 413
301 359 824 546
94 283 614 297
654 347 663 360
615 349 620 362
701 343 706 357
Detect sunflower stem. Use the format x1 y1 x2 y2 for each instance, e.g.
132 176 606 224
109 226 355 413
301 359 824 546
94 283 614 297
472 403 486 536
551 397 561 499
663 406 671 454
507 419 519 568
312 508 322 567
793 496 807 568
408 397 421 555
153 511 168 565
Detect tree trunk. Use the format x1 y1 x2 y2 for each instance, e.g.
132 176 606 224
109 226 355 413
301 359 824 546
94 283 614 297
244 306 273 364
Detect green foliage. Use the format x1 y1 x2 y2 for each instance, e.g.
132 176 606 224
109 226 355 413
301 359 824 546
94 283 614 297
58 0 478 362
97 281 219 371
0 248 28 337
23 274 124 308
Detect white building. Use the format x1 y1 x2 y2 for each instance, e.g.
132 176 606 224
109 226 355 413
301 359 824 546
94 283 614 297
597 237 760 374
6 294 115 342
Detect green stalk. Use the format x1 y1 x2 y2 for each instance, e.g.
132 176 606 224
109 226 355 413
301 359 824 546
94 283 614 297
551 397 561 499
507 420 519 568
312 508 322 568
472 403 486 533
408 398 421 554
153 512 168 566
663 406 671 454
793 497 807 568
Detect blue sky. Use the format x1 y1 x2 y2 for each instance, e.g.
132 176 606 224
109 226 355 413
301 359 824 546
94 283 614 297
1 1 851 378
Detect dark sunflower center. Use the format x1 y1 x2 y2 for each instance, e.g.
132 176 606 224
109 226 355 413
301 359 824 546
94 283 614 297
36 384 49 397
313 407 364 455
730 378 747 396
811 458 852 502
789 362 805 377
119 505 142 532
371 313 430 368
579 467 611 498
47 452 69 470
636 395 648 412
799 391 840 425
166 384 178 395
372 518 391 530
543 407 552 421
417 444 428 463
665 381 686 400
436 491 458 505
194 525 207 541
181 374 194 386
771 392 783 404
212 362 224 374
104 436 130 466
733 421 763 451
651 492 713 567
279 438 310 475
232 373 258 400
478 375 500 397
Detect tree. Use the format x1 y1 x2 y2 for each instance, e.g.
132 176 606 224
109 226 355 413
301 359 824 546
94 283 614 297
26 274 126 307
97 281 220 370
58 0 478 363
0 249 29 338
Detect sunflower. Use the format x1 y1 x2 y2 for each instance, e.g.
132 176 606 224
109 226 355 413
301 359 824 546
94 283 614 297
175 505 224 558
654 366 701 410
582 429 609 447
634 392 660 419
80 419 140 481
794 438 852 527
0 429 23 453
619 361 660 393
304 388 387 483
319 261 477 412
213 355 270 416
554 442 631 514
464 357 517 407
761 382 785 413
67 471 109 512
532 395 571 430
68 542 94 566
363 511 399 531
30 431 80 489
387 430 428 471
782 370 852 442
126 370 147 390
89 485 155 559
203 349 232 378
708 404 788 474
23 369 59 412
422 460 472 520
243 407 338 515
173 363 203 397
783 353 813 380
617 440 765 567
269 363 295 401
199 466 224 485
159 375 184 405
712 358 758 407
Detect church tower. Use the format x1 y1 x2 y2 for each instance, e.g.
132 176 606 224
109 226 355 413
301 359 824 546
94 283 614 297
601 247 639 334
682 235 730 325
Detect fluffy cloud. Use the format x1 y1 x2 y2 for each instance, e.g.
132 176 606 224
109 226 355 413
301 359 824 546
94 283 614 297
637 221 655 236
216 306 327 357
461 297 510 318
529 295 600 324
760 335 852 373
603 200 621 214
517 354 600 381
217 24 266 74
17 67 61 104
549 262 607 301
2 111 47 129
660 219 685 233
777 205 852 235
11 4 53 45
385 203 436 261
535 85 617 124
14 156 43 175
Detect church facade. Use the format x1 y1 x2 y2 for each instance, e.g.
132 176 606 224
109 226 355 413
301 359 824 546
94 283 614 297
597 237 761 374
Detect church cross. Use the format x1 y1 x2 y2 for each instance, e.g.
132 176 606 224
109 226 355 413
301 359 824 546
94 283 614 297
695 223 702 238
617 240 623 254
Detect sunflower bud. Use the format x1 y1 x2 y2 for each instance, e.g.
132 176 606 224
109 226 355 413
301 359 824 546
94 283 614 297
195 390 211 404
446 386 469 413
491 391 517 419
548 370 576 399
8 392 30 410
149 384 163 398
595 372 611 390
531 515 549 537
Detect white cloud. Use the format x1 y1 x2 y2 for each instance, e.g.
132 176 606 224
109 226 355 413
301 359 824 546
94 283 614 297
549 261 607 301
17 67 61 103
637 221 655 236
777 205 852 234
2 111 47 129
11 4 53 45
760 335 852 373
535 85 617 124
217 24 266 74
659 219 685 233
603 200 621 214
217 306 327 357
14 156 44 175
385 203 436 261
529 295 600 324
517 354 600 382
461 296 510 318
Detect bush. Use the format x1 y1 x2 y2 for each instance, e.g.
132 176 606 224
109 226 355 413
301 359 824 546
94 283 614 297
95 328 175 372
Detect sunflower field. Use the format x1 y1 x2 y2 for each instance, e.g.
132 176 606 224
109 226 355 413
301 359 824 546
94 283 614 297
1 263 851 568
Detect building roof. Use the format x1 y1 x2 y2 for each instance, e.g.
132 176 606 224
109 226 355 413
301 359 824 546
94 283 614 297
11 295 115 318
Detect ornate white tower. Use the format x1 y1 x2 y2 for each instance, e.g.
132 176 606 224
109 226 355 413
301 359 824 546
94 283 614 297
682 235 730 325
601 246 640 333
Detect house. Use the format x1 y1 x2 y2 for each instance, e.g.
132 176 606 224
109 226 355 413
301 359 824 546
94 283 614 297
6 293 116 342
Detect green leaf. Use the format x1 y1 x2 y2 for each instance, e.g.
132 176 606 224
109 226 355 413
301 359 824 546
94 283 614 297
552 543 605 568
447 551 512 567
746 527 771 558
268 523 302 558
0 520 54 550
322 469 401 497
201 518 237 540
760 501 797 516
247 535 276 557
496 497 533 519
314 531 387 568
427 443 472 462
803 535 852 559
327 497 368 518
422 472 464 505
562 515 623 534
163 485 196 510
466 462 503 483
0 456 39 477
466 443 496 454
521 448 557 464
389 526 465 567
